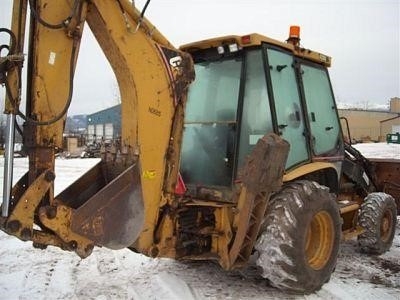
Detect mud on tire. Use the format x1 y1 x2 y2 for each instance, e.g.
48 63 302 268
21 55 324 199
255 180 341 294
358 192 397 255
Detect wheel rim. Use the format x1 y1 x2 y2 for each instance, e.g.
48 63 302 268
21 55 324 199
380 209 394 242
305 211 335 270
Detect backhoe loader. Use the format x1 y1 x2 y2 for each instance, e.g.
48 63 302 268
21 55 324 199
0 0 398 294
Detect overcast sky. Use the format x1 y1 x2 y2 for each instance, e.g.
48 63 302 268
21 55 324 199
1 0 399 115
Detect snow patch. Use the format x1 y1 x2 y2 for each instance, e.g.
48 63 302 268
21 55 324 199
153 272 195 300
353 143 400 160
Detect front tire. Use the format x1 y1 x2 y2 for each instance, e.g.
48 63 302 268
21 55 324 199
255 180 341 294
358 192 397 254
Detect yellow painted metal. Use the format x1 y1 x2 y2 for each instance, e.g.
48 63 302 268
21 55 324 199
4 0 27 113
4 169 53 240
28 1 87 149
117 1 174 48
3 0 193 256
283 162 337 182
214 206 233 269
381 209 394 242
305 211 334 270
2 0 359 273
85 0 193 253
180 33 332 67
38 205 94 258
153 210 177 258
342 226 365 241
339 203 359 214
228 186 253 266
32 230 69 249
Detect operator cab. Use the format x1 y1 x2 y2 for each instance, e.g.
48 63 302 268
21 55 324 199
179 32 342 193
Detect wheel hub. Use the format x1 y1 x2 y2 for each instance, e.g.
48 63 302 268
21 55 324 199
380 210 393 242
305 211 334 270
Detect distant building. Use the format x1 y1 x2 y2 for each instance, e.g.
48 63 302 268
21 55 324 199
381 98 400 135
65 114 87 135
390 97 400 113
86 105 121 143
338 97 400 142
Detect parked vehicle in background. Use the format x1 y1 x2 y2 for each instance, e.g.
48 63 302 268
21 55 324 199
80 142 101 158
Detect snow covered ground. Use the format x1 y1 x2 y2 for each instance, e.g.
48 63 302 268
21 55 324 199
0 144 399 299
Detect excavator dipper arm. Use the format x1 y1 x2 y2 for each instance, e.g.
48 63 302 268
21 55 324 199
0 0 194 258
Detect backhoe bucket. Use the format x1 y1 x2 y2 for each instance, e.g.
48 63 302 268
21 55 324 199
57 162 144 249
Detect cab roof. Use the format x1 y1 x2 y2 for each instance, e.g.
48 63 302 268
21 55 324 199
180 33 331 67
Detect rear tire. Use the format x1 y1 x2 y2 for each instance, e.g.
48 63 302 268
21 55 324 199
358 192 397 254
255 180 341 294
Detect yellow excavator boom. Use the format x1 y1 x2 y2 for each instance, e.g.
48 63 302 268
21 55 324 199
0 0 194 258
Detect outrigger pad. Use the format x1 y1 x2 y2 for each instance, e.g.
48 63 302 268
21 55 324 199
240 133 290 195
70 163 144 250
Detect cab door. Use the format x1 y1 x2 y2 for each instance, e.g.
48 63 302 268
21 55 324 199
300 63 341 155
266 47 309 168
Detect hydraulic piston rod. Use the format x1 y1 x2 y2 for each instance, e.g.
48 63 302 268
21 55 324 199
2 114 16 217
